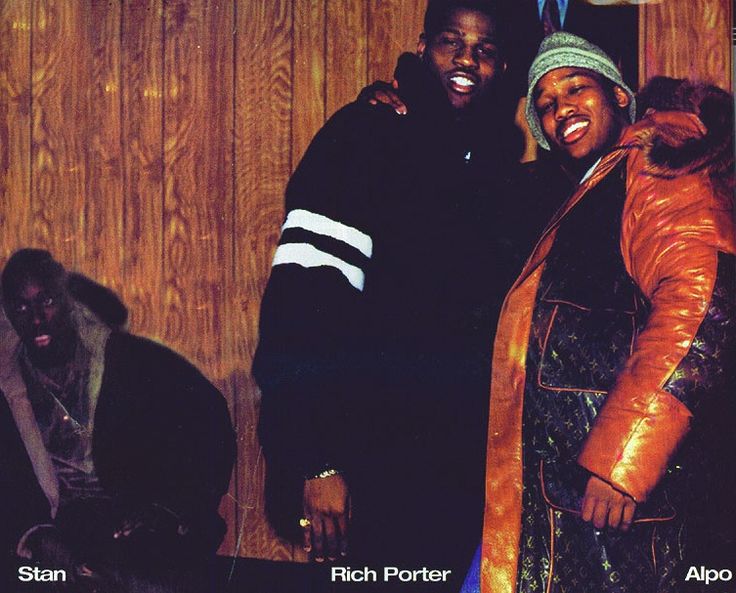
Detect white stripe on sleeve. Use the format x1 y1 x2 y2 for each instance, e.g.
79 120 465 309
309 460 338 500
282 209 373 258
272 243 366 291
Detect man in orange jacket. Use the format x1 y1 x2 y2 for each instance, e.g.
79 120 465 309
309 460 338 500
480 33 735 593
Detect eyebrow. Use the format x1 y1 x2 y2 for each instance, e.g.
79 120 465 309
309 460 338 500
561 70 593 82
437 28 496 43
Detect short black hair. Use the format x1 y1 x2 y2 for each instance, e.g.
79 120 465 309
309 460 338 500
2 248 67 307
423 0 502 43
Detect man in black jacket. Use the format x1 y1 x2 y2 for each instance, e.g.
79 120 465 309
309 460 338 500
0 248 235 590
254 1 549 589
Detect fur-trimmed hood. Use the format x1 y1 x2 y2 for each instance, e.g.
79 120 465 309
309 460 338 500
633 77 733 199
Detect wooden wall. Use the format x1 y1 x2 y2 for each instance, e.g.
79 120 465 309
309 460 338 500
639 0 732 91
0 0 426 561
0 0 731 563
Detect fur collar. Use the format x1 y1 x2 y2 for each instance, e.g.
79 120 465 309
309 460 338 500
634 77 733 198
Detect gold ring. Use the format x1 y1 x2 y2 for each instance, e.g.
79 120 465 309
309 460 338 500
299 517 311 528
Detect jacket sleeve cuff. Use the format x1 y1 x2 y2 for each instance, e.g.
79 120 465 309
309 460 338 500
578 383 692 502
16 524 55 559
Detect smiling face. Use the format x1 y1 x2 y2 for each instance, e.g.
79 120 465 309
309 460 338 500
534 67 630 165
6 275 76 369
418 8 502 111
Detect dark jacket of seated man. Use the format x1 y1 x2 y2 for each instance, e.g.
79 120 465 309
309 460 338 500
0 249 236 580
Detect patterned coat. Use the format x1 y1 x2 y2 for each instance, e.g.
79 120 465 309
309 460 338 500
481 105 735 593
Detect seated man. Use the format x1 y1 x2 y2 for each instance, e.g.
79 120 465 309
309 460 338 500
480 33 734 592
0 249 236 590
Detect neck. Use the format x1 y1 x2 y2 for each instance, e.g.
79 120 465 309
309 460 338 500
560 122 630 181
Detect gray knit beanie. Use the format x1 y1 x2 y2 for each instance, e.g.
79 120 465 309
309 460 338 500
525 32 636 150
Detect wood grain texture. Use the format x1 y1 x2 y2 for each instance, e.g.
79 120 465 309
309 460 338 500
161 0 233 372
161 0 237 553
121 0 164 339
292 0 325 170
234 0 295 561
1 0 733 567
0 0 32 259
31 0 88 266
639 0 732 90
326 0 367 118
81 1 123 294
367 0 424 84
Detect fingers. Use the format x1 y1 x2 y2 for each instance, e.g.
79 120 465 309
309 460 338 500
606 498 624 530
373 90 407 115
302 475 350 561
581 476 637 531
113 518 142 539
337 511 349 557
302 518 312 553
620 497 636 532
323 516 338 561
581 491 596 524
582 495 617 530
311 517 326 562
592 498 610 530
303 515 347 561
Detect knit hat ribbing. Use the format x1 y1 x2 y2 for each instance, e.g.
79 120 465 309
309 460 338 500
525 32 636 150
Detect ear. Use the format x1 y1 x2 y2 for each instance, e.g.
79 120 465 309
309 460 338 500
613 86 630 109
417 34 426 58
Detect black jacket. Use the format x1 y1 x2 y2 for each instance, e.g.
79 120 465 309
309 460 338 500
0 329 236 561
254 53 544 571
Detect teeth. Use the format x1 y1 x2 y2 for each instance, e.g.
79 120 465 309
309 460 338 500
562 120 588 138
450 75 474 87
35 335 51 347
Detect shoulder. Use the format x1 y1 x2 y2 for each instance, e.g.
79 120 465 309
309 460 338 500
620 141 736 282
636 78 733 177
311 101 404 146
624 78 733 201
103 332 211 386
0 309 20 371
285 100 407 220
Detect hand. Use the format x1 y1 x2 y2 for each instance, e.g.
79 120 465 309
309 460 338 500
112 503 189 540
302 474 350 561
25 527 77 567
358 79 407 115
24 527 98 587
581 475 636 531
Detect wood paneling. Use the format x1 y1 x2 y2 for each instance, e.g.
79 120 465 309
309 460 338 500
31 0 88 265
0 1 32 255
367 0 424 84
234 0 295 561
83 1 123 293
121 0 164 339
326 0 367 117
292 0 325 168
162 0 233 370
0 0 732 564
640 0 732 90
161 0 236 553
